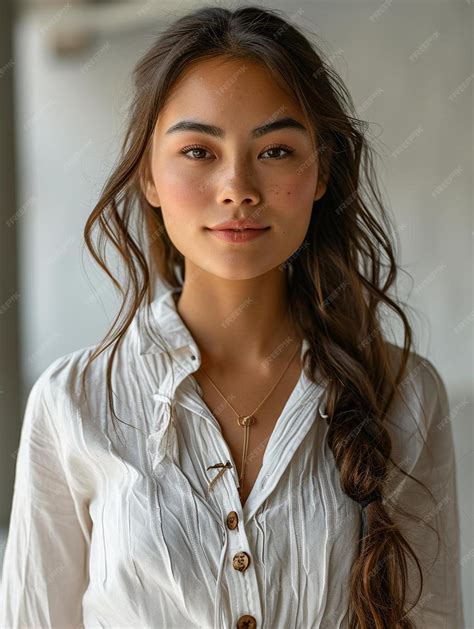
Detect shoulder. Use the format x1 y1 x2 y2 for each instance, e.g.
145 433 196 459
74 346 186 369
24 341 128 461
383 342 451 474
34 317 141 403
384 341 449 436
31 318 146 438
385 340 445 384
27 344 99 417
36 343 98 388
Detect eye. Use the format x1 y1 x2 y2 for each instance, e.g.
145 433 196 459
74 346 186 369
178 143 295 161
260 144 294 160
179 145 212 160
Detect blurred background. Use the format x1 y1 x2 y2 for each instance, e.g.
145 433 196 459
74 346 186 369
0 0 472 625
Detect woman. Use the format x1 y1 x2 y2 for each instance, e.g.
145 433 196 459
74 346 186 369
0 5 464 628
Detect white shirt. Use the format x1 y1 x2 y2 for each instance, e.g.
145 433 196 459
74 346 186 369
0 283 465 628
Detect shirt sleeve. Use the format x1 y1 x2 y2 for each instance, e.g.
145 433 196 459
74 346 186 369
0 361 91 628
386 353 465 628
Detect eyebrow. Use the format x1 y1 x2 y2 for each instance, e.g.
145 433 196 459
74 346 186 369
165 116 308 139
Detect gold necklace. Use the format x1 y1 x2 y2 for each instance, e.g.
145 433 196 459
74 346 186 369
200 339 302 500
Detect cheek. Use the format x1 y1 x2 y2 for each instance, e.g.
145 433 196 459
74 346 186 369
269 173 316 233
154 164 213 237
271 169 317 205
152 166 213 259
157 165 205 210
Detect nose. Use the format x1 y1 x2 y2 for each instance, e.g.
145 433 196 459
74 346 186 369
215 159 261 207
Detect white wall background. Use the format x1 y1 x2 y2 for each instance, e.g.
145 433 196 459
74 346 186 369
4 0 473 624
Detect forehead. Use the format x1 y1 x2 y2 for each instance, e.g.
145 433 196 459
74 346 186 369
155 56 308 136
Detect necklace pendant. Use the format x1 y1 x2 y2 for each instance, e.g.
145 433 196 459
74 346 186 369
238 414 256 427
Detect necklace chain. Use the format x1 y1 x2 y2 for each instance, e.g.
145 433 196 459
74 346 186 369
199 336 302 501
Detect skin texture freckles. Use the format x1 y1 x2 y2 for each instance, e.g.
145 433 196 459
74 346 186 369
142 55 328 371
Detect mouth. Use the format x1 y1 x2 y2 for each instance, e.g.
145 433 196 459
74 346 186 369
206 219 270 231
205 226 271 243
207 227 270 231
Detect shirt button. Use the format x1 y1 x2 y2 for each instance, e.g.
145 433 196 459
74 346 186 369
236 615 257 629
226 511 239 530
232 551 251 572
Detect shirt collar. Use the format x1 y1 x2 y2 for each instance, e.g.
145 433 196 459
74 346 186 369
136 277 328 415
137 278 200 358
136 278 316 384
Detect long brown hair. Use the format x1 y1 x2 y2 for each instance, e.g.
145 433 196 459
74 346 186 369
81 5 440 627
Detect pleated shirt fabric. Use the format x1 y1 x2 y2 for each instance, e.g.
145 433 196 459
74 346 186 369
0 284 465 628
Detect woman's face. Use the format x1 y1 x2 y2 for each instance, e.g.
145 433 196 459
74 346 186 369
143 56 327 281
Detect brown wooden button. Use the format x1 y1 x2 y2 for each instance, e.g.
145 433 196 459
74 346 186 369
232 551 251 572
226 511 238 530
236 615 256 629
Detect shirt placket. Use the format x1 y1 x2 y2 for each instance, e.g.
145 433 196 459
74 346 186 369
141 344 262 628
174 383 263 629
174 363 327 629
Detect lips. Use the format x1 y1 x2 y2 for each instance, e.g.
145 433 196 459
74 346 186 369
219 228 268 231
207 219 269 230
206 226 270 243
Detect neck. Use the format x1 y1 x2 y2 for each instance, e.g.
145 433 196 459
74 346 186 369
172 261 301 374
